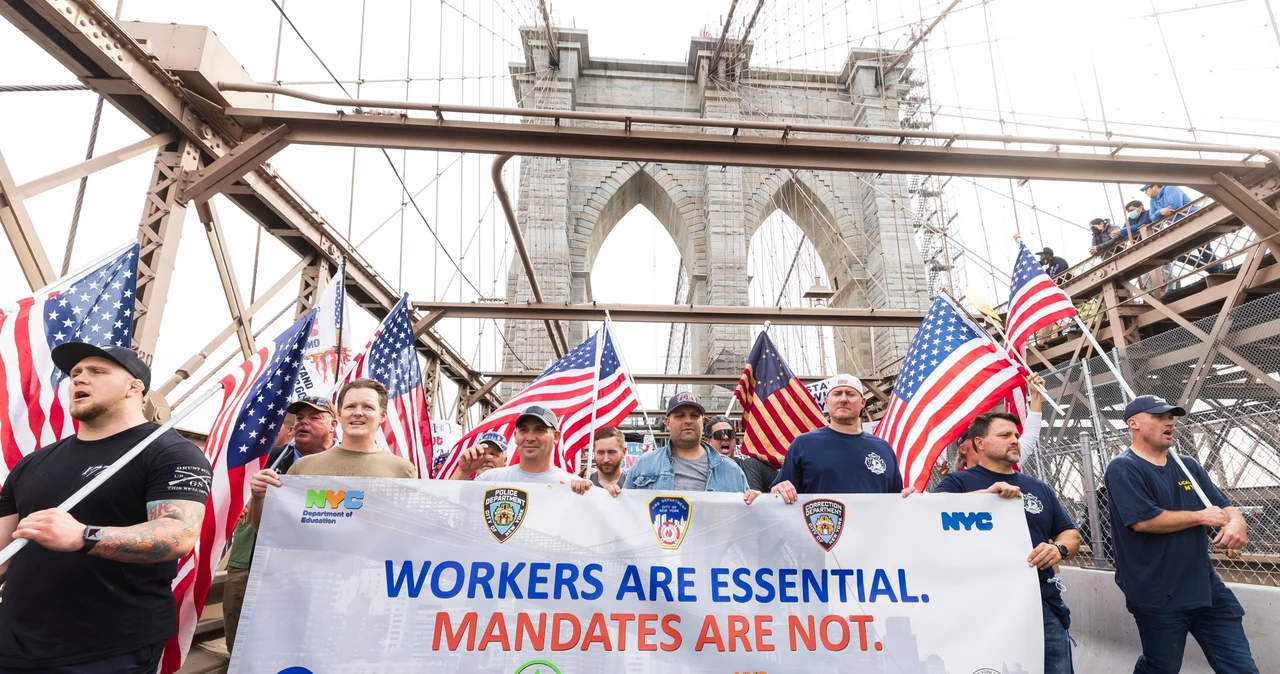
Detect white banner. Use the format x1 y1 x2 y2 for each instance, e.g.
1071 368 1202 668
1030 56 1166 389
235 477 1044 673
293 268 353 399
805 376 841 413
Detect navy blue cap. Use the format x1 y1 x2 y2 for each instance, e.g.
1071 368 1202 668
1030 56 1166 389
1122 395 1186 422
1140 184 1156 191
665 391 705 415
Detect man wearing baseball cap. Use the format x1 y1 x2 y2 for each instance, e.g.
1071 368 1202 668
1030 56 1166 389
1105 395 1256 673
953 373 1048 473
464 405 590 493
223 394 338 653
448 431 508 480
618 392 748 495
750 374 908 504
0 343 212 672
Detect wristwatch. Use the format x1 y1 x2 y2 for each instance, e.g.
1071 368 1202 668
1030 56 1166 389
1055 543 1070 560
80 525 103 553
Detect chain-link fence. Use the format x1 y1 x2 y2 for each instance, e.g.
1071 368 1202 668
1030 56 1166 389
1019 292 1280 586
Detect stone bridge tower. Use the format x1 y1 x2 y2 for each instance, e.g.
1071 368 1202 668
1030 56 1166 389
503 27 931 409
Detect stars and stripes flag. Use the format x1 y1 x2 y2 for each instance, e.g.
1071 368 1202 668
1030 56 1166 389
162 310 315 673
733 331 826 468
874 295 1027 491
0 242 138 481
337 293 430 477
436 320 638 478
1005 240 1078 352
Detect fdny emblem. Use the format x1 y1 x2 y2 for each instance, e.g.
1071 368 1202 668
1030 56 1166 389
648 496 691 550
803 498 846 551
483 488 529 543
865 452 887 475
1023 492 1044 515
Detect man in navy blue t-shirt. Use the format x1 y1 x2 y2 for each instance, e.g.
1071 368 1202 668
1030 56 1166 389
746 374 908 504
1105 395 1256 674
934 411 1080 674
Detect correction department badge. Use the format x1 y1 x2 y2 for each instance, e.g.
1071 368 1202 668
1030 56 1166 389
864 452 887 475
648 496 691 550
803 498 846 551
483 488 529 543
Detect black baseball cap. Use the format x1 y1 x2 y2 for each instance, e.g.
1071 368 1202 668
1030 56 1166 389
1039 247 1054 257
287 395 338 417
516 404 559 430
1122 395 1186 422
51 342 151 393
666 391 706 415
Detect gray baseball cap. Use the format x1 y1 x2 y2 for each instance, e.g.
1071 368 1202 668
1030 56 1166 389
516 404 558 430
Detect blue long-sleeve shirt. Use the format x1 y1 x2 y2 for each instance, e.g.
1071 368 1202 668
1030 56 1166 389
1101 209 1152 249
1149 186 1198 223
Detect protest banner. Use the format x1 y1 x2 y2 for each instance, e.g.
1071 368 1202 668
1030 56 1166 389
805 376 840 413
234 477 1043 673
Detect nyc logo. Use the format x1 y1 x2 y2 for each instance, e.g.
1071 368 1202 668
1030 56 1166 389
649 496 691 550
802 498 845 551
484 488 529 543
941 511 993 531
304 489 364 510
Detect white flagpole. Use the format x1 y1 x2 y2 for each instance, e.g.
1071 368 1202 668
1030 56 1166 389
0 384 223 566
584 318 607 476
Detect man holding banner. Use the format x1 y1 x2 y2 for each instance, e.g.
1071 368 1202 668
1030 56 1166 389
469 405 592 493
620 393 747 494
0 344 211 672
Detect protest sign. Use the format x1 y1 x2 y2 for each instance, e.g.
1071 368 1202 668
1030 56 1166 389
235 477 1043 673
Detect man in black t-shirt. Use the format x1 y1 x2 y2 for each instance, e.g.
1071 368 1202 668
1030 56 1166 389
0 343 211 673
1105 395 1257 674
933 412 1080 674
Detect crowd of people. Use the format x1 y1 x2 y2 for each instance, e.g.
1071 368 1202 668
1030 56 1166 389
0 342 1260 674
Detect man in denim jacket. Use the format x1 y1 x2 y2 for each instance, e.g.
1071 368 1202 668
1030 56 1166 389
612 392 748 495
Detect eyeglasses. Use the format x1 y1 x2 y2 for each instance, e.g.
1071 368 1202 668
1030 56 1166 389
711 429 736 440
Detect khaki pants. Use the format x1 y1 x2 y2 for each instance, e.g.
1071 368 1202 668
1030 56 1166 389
223 567 250 653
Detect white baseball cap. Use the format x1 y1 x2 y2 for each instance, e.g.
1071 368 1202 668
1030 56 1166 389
829 373 864 394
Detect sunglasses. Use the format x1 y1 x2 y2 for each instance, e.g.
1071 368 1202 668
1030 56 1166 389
711 429 736 440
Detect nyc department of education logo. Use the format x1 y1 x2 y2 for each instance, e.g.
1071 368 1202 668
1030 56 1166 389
483 488 529 543
803 498 846 551
648 496 691 550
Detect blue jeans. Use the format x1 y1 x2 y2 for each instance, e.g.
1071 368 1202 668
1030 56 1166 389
1127 582 1258 674
1043 601 1074 674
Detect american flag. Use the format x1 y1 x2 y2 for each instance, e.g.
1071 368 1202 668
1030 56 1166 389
161 310 315 673
734 331 826 468
436 321 638 478
874 295 1027 491
1005 240 1078 352
0 243 138 480
338 293 430 476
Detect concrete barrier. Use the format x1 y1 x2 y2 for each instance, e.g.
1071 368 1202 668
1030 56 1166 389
1059 566 1279 672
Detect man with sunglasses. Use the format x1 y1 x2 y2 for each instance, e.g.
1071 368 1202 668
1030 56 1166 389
705 416 776 493
222 395 338 653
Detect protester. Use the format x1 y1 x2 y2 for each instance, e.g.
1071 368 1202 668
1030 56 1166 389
223 395 338 652
1115 200 1152 243
447 431 508 480
1105 395 1257 673
1088 218 1120 257
955 374 1047 472
934 411 1080 674
615 392 748 495
1144 184 1198 223
249 379 417 530
751 374 909 503
1038 247 1071 280
466 405 591 492
705 416 777 492
0 343 212 673
589 426 625 489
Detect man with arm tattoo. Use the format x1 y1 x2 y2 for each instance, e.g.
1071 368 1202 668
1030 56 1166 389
0 343 212 673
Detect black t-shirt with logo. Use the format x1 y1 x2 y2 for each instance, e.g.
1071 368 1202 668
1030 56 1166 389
0 423 212 668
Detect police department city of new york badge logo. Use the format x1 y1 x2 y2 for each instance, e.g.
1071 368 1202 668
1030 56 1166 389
483 488 529 543
803 498 846 552
648 496 691 550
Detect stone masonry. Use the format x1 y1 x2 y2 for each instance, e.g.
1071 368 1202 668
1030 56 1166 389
504 28 931 408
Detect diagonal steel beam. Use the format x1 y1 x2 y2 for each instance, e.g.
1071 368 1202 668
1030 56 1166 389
1179 244 1267 405
180 125 290 205
1204 172 1280 239
0 147 54 289
16 131 177 199
196 199 255 358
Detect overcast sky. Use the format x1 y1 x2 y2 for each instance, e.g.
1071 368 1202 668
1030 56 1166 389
3 0 1280 427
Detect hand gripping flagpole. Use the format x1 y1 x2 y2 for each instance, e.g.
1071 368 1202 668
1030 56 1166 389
0 384 224 566
1011 235 1211 507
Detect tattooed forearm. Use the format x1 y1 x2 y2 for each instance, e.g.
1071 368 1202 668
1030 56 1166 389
88 500 205 563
